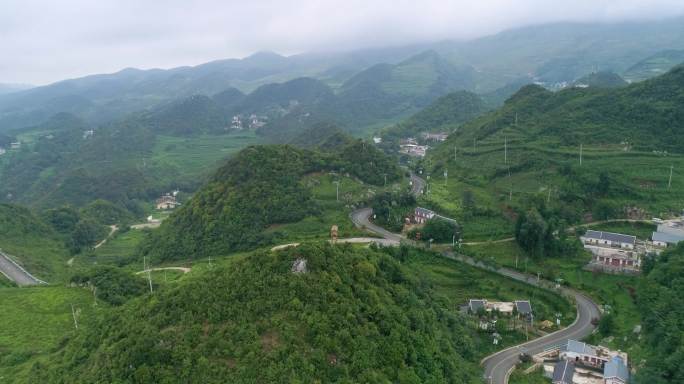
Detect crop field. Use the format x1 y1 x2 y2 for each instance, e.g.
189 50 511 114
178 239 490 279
150 131 262 179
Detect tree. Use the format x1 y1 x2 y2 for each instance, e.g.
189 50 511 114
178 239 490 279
515 209 547 257
461 190 476 217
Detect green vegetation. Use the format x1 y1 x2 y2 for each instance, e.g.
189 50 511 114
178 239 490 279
0 204 70 281
0 286 102 382
70 266 148 306
635 243 684 383
33 244 484 383
141 144 402 262
572 71 628 88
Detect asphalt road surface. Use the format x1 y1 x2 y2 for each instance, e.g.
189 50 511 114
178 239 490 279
353 172 601 384
0 251 43 286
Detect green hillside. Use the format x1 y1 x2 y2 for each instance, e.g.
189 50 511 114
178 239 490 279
381 91 489 142
0 204 70 280
623 49 684 82
414 65 684 241
31 243 561 384
572 71 628 88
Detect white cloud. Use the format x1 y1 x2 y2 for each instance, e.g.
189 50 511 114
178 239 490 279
2 0 684 84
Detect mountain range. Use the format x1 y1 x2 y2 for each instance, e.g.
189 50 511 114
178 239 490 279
2 17 684 132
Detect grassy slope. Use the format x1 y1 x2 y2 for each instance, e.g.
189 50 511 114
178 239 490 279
0 286 102 382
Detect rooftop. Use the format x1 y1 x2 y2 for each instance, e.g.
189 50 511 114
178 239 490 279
515 300 532 315
552 360 575 384
584 230 636 245
604 356 629 382
652 231 684 244
563 340 597 356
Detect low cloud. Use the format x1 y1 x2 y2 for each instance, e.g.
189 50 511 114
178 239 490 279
2 0 684 85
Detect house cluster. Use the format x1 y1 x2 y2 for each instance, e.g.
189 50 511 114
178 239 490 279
543 339 629 384
230 114 266 130
155 191 181 210
82 129 94 139
399 138 428 158
651 213 684 247
580 230 642 273
421 132 449 142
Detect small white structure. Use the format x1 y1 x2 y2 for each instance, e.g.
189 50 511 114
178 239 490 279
414 207 435 224
82 129 94 139
0 148 5 155
373 137 382 144
230 115 243 130
10 142 20 150
291 258 308 274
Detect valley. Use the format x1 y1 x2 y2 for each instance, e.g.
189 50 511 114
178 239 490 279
2 10 684 384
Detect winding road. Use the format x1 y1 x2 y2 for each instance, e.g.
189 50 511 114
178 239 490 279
350 173 601 384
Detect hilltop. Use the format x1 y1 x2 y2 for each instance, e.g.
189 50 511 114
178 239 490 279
141 144 401 262
31 244 481 383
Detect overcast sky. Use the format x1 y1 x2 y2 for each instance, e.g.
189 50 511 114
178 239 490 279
3 0 684 85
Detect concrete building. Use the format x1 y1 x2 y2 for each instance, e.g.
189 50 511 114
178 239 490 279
156 194 181 210
10 142 20 149
560 340 628 371
581 230 641 272
466 299 531 316
399 143 428 157
652 215 684 247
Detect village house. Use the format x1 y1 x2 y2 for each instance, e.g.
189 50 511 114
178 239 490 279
467 299 532 317
82 129 94 139
552 360 575 384
421 132 449 142
372 137 382 144
230 115 243 130
581 230 641 272
399 143 428 157
248 114 266 129
0 148 5 156
560 340 628 372
156 194 181 210
651 214 684 247
10 142 20 150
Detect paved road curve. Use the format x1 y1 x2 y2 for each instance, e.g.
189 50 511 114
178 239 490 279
352 173 601 384
0 251 44 286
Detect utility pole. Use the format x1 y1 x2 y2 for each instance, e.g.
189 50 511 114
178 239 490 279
508 166 512 201
444 168 448 186
547 187 552 204
384 173 387 186
333 180 340 201
504 136 507 164
209 255 213 268
473 137 476 150
515 113 518 126
668 165 674 189
144 256 153 294
71 304 79 330
454 145 457 162
579 144 583 166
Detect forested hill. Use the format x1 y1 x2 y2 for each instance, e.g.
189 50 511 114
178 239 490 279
32 243 480 383
141 144 401 262
381 91 489 141
436 64 684 153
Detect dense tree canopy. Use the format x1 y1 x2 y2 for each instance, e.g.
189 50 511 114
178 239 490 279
33 243 481 383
